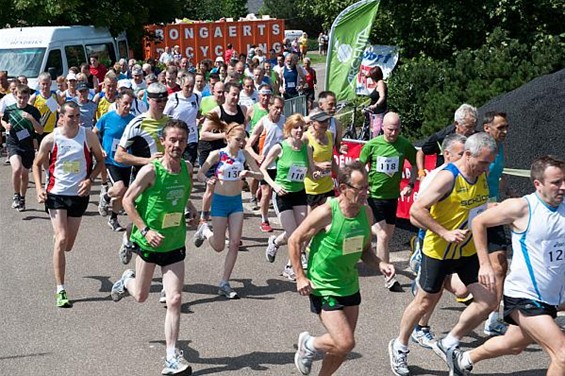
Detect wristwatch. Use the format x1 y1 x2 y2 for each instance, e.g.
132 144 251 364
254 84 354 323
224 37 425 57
141 226 150 237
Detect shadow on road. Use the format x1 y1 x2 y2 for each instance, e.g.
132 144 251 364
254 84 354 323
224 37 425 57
0 352 51 361
149 339 362 375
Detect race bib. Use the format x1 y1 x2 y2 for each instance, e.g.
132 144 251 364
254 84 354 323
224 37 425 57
221 165 242 181
62 161 80 174
287 81 296 88
543 239 565 267
188 124 198 144
376 156 399 176
162 212 182 228
287 164 307 182
16 128 30 141
343 235 364 255
111 138 120 152
467 203 487 229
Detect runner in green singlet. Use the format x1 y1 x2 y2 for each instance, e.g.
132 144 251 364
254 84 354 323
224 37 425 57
111 119 198 375
288 160 396 375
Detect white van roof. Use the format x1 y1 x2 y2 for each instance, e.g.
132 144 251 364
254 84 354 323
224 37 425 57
0 26 123 48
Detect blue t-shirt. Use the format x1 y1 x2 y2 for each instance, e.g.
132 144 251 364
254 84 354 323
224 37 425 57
487 143 504 200
95 111 135 167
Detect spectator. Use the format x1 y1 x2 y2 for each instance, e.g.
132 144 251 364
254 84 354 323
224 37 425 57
224 43 235 63
89 55 108 85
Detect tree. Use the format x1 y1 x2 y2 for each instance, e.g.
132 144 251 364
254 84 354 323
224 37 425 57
5 0 184 56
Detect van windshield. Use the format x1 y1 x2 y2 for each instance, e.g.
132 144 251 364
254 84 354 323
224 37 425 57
0 48 46 78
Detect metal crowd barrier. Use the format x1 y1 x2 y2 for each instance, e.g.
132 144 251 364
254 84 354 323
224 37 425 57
283 95 307 116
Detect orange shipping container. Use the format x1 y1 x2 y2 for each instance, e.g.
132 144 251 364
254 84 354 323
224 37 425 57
145 19 285 63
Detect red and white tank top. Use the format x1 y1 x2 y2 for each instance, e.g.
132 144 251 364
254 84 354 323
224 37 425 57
47 126 92 196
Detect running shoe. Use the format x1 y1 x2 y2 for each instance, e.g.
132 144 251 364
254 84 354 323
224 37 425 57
98 193 110 217
385 277 403 292
111 269 135 302
11 193 20 209
259 221 273 232
162 349 192 375
294 331 316 375
119 242 133 265
300 252 308 270
484 320 508 336
160 288 167 304
265 235 278 263
3 157 10 165
250 196 259 211
282 265 296 281
218 282 240 299
410 279 419 297
388 339 410 376
17 197 25 212
408 242 422 276
108 217 125 232
56 290 73 308
193 222 208 248
410 326 435 349
447 347 473 376
456 294 474 305
432 339 450 364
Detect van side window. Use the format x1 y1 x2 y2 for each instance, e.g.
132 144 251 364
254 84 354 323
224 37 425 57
118 40 128 60
86 43 116 68
65 45 86 69
46 49 63 76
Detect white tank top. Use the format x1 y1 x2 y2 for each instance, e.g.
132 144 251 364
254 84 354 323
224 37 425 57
215 147 245 181
47 126 91 196
261 114 285 169
505 193 565 306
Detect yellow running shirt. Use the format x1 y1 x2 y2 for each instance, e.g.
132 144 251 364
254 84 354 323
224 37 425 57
423 163 489 260
33 92 59 133
304 130 334 195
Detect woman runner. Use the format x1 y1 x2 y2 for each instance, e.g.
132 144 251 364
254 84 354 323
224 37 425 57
192 119 263 299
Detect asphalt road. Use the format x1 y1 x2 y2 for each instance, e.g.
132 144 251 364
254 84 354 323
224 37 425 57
1 159 560 376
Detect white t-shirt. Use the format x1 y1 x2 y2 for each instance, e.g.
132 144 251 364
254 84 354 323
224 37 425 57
163 92 201 144
239 90 258 109
108 98 148 117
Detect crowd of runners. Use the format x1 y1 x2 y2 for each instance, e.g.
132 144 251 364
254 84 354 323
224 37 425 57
0 47 563 376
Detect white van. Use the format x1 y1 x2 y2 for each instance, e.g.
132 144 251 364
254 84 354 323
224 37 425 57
284 29 304 42
0 25 128 90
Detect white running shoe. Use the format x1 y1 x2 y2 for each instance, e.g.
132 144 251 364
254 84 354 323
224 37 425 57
162 349 192 375
294 331 316 375
218 282 239 299
265 235 278 263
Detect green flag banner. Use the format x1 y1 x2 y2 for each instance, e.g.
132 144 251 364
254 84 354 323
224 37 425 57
325 0 381 102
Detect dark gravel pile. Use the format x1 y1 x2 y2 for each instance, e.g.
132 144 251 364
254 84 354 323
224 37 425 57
390 68 565 252
477 68 565 197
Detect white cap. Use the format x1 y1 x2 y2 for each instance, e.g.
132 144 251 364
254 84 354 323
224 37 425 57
215 56 224 63
117 79 132 89
66 72 77 81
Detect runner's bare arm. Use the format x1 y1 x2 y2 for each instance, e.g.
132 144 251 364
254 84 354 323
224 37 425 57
288 203 333 295
122 164 164 246
241 149 264 180
258 145 284 193
32 133 54 202
245 120 264 162
361 206 395 279
410 170 467 243
472 197 529 288
78 129 105 196
196 150 220 184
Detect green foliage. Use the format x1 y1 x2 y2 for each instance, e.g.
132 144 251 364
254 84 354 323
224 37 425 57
388 28 565 140
5 0 183 56
182 0 248 21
